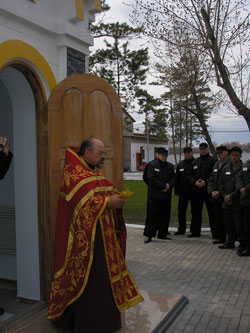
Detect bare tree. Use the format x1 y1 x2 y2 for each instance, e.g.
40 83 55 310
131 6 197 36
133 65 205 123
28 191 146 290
152 41 218 156
131 0 250 130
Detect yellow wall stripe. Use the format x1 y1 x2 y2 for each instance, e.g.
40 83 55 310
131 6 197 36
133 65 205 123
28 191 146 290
75 0 101 20
75 0 84 20
95 0 102 11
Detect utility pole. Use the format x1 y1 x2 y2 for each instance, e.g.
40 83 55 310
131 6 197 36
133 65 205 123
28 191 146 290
146 112 149 163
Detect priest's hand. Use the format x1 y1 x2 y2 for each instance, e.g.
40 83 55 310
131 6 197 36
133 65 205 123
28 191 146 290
110 195 126 209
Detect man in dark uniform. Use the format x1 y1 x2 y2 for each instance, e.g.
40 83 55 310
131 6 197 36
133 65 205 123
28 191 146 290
144 147 175 243
143 147 159 237
174 147 195 235
187 142 216 238
207 146 230 244
236 158 250 256
0 136 13 316
219 146 244 253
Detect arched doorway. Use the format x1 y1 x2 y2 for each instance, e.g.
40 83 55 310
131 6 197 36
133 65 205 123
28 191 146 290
0 62 50 301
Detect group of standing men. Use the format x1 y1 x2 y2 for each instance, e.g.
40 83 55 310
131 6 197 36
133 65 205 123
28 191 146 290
143 142 250 257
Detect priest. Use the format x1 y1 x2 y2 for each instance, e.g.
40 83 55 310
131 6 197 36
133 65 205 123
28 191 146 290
48 138 143 332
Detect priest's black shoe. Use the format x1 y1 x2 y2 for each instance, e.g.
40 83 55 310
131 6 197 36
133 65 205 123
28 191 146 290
0 307 5 315
174 231 185 235
213 239 225 244
187 234 200 238
144 237 152 243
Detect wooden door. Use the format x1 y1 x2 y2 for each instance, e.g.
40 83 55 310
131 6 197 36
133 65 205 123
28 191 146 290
47 73 123 278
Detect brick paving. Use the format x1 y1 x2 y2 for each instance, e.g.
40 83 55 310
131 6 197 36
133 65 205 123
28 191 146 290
126 225 250 333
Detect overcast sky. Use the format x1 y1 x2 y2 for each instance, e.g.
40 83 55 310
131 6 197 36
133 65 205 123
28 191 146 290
92 0 250 145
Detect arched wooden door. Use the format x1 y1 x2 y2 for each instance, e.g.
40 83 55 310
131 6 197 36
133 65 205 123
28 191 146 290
47 73 123 286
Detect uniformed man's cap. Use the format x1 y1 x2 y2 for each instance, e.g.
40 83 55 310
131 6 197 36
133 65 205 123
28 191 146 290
199 142 208 149
183 147 192 153
216 145 228 154
158 147 168 155
229 146 242 154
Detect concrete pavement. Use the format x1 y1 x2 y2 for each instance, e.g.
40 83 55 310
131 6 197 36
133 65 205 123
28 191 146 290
123 172 143 181
126 225 250 332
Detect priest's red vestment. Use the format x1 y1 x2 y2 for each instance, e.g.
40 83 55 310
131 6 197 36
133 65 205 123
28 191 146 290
48 147 143 323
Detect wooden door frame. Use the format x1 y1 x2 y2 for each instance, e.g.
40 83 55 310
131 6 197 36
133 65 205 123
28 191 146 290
0 62 52 301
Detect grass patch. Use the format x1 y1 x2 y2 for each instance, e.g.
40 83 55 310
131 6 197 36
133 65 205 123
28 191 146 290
123 180 209 227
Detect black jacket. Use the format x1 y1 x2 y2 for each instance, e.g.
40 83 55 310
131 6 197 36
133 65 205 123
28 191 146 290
147 158 175 201
188 153 216 191
220 161 242 209
174 157 194 196
236 159 250 206
143 159 156 185
0 151 13 179
207 157 230 203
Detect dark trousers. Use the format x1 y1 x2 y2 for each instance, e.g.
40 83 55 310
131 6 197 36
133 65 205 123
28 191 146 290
143 196 150 236
190 189 215 237
224 207 244 246
213 202 226 241
145 197 171 238
177 193 195 233
242 206 250 251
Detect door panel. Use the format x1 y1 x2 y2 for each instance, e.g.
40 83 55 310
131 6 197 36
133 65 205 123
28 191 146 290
91 90 113 183
47 74 123 264
103 159 113 185
61 88 83 147
91 90 112 144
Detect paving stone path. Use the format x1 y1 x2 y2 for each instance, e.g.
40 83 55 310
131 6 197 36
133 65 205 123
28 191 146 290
126 226 250 333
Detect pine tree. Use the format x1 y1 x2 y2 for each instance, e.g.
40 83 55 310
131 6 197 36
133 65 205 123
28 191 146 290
89 23 149 113
135 88 167 138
